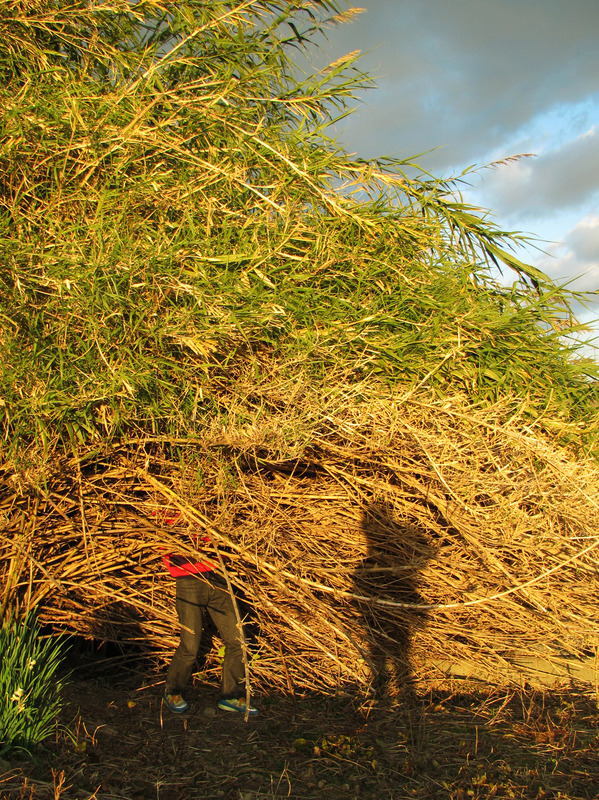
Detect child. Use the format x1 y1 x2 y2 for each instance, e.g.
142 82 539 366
159 510 257 715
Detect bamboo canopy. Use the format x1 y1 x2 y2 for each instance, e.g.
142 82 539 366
1 0 599 693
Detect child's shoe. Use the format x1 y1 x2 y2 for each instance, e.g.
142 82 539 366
217 697 258 715
164 692 189 713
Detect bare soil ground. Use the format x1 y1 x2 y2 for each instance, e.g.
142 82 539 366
2 668 599 800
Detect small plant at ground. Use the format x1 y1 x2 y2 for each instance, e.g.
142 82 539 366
0 610 67 755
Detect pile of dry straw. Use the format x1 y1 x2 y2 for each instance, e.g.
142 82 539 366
2 378 599 695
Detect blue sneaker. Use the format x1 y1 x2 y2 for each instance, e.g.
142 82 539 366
217 697 258 715
164 692 189 714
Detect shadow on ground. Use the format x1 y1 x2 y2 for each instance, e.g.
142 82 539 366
2 669 599 800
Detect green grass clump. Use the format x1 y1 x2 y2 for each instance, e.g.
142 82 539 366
0 611 66 755
0 0 597 464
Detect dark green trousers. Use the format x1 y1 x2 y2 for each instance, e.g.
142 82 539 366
165 573 244 699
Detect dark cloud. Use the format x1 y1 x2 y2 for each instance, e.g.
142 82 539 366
310 2 599 349
318 0 599 170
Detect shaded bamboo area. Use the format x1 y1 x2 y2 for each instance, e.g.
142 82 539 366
3 384 599 694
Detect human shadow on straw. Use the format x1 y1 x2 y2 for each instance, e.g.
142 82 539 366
353 502 434 702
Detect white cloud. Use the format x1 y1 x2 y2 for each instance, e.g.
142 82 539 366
536 214 599 292
565 214 599 264
481 127 599 218
532 216 599 354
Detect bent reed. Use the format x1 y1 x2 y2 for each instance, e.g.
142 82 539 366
1 0 598 694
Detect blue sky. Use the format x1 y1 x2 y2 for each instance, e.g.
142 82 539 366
305 0 599 351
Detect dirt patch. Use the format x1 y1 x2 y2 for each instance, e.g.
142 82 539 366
2 670 599 799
